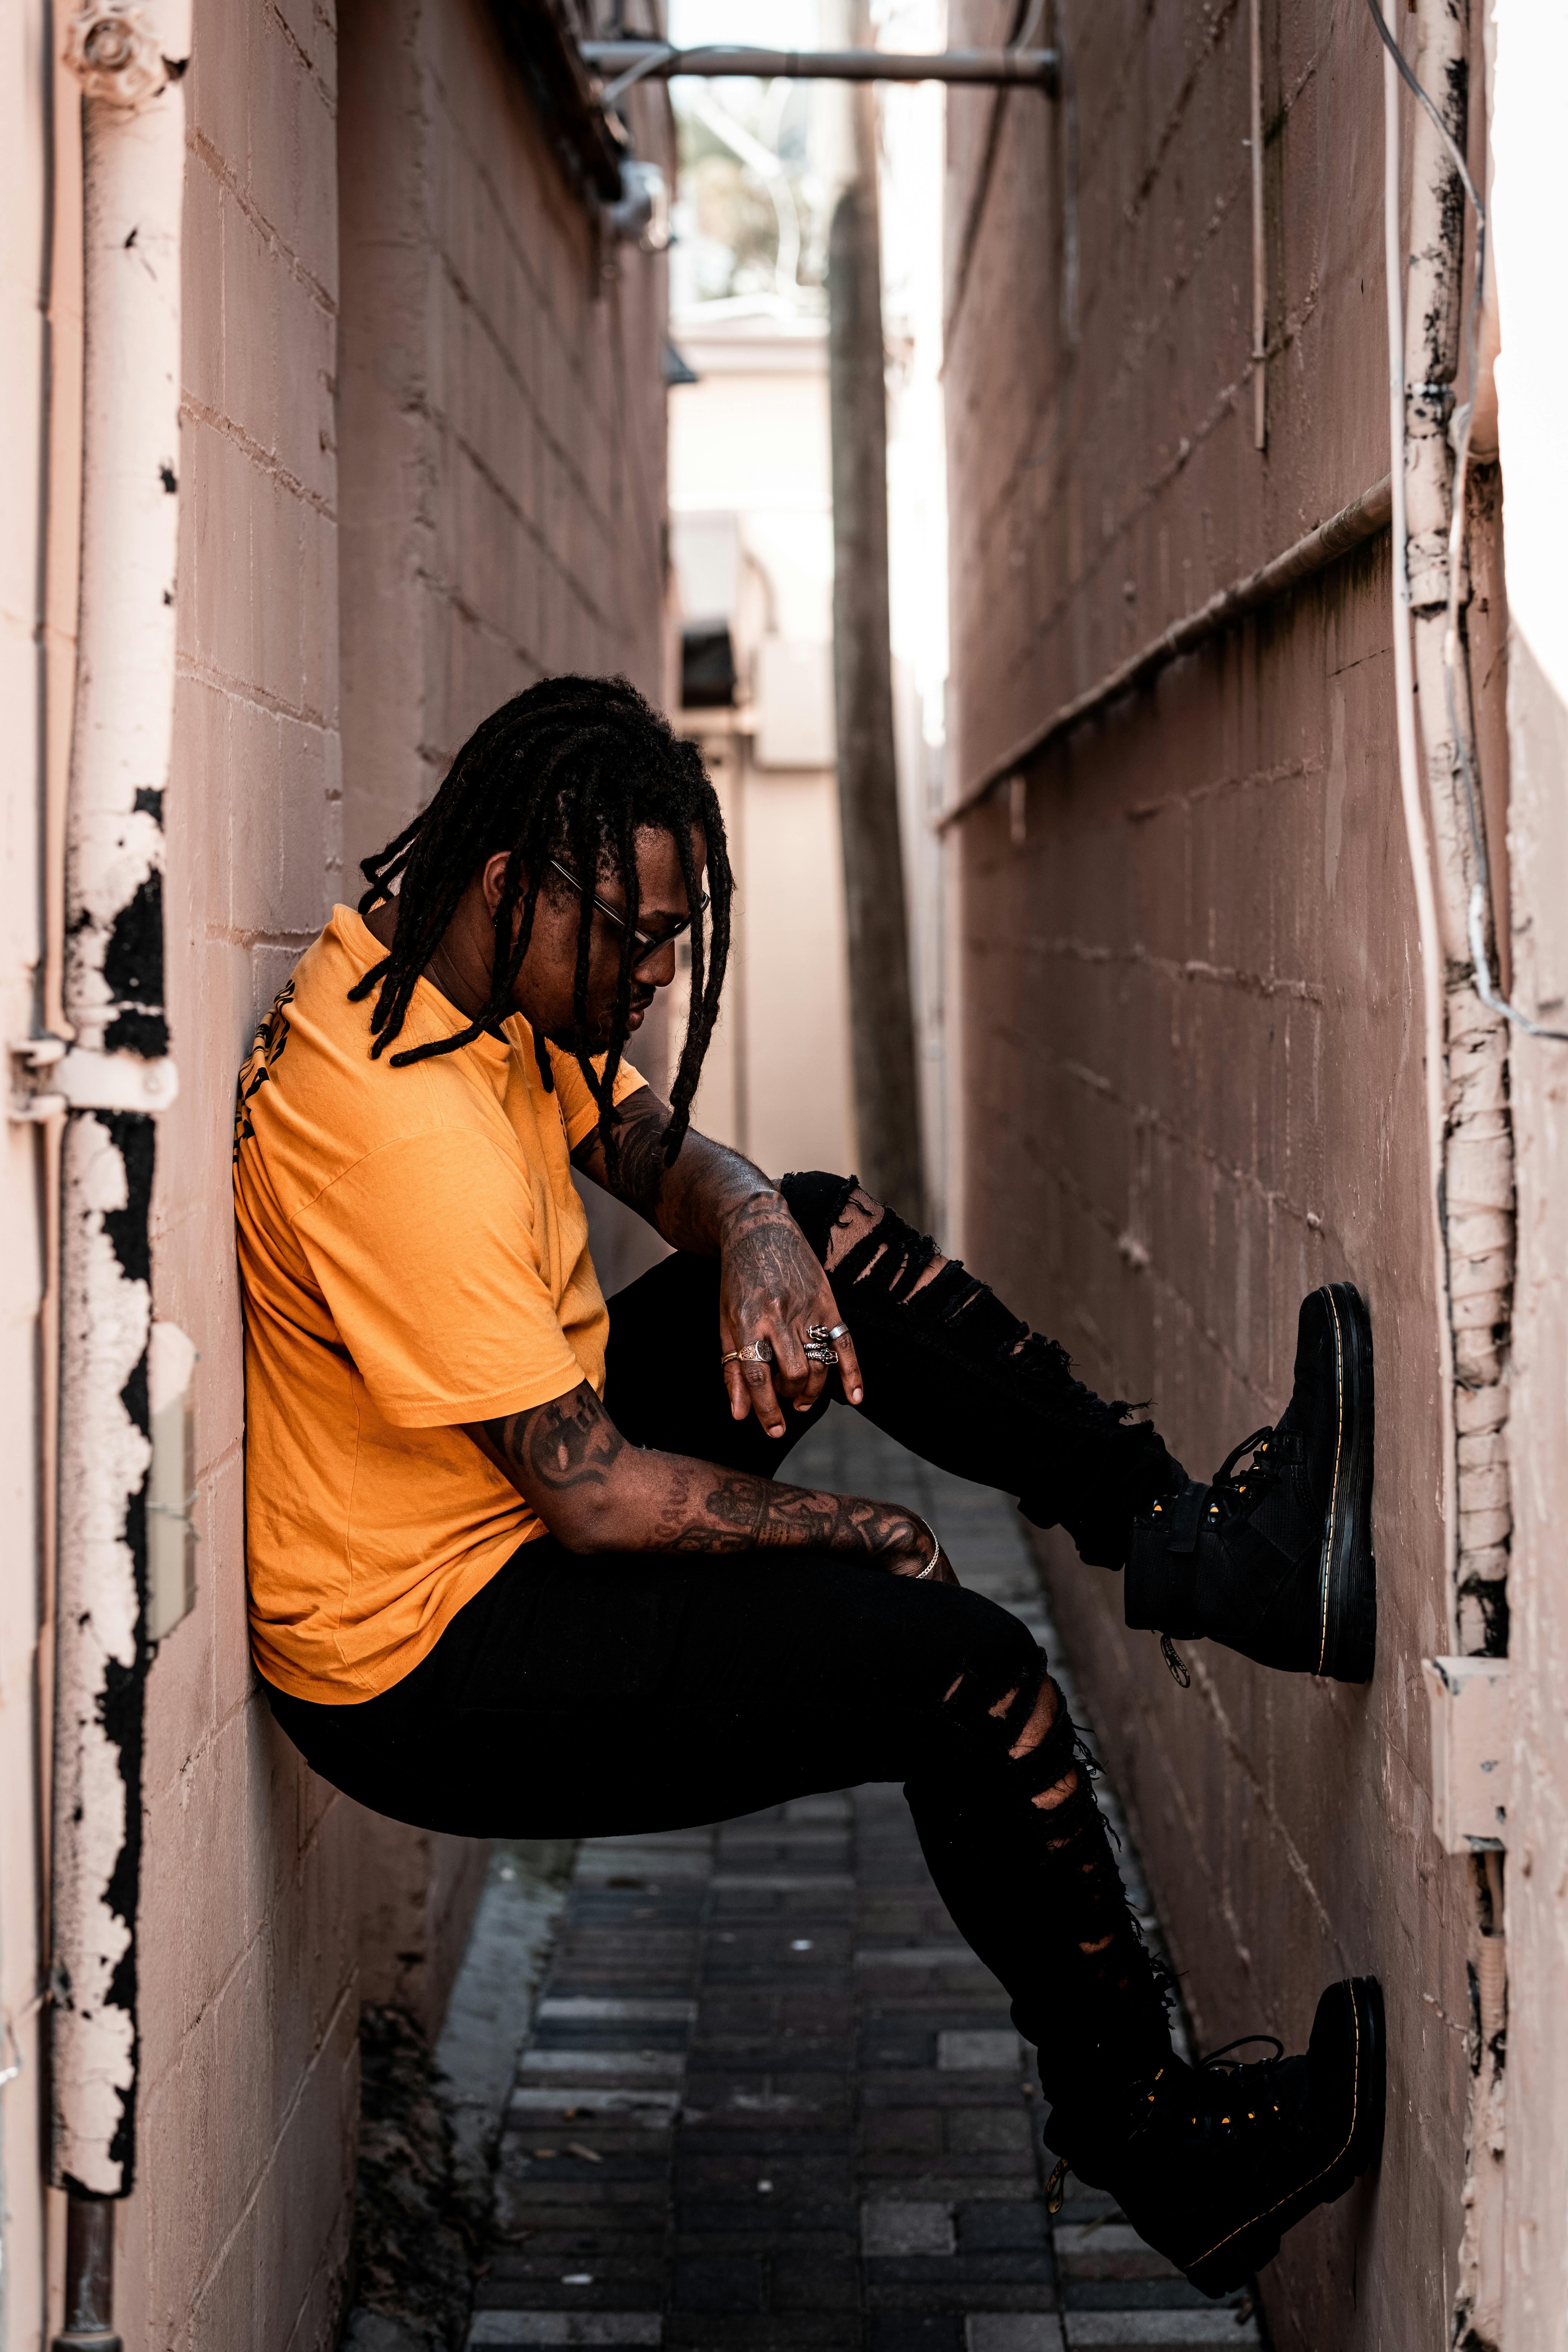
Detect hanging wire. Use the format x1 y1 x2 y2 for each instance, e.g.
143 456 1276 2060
1363 0 1568 1041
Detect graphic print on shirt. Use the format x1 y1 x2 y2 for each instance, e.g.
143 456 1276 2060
233 978 296 1160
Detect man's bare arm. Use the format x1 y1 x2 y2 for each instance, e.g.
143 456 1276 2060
571 1087 867 1432
570 1083 771 1257
461 1381 955 1580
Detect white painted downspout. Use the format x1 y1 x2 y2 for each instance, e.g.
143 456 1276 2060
1378 31 1457 1639
34 6 188 2323
1374 2 1512 2341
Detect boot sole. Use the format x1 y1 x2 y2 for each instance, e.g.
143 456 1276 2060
1183 1975 1386 2298
1315 1282 1376 1683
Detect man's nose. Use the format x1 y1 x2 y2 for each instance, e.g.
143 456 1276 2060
638 936 680 989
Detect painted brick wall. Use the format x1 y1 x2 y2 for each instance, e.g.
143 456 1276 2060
337 0 670 890
336 0 673 1297
104 2 673 2345
128 3 357 2344
945 3 1477 2343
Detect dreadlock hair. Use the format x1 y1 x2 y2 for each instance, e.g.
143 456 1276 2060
347 674 732 1182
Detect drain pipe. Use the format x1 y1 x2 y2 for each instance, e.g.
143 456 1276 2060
1372 2 1510 2344
30 6 189 2343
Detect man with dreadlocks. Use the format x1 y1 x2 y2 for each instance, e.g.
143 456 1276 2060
234 672 1383 2298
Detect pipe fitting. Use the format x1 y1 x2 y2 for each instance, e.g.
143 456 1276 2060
64 5 171 107
605 159 670 250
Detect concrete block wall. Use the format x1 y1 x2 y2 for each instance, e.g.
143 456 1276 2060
68 2 675 2346
337 0 670 891
127 2 357 2343
944 2 1479 2343
335 0 673 1296
354 1809 492 2043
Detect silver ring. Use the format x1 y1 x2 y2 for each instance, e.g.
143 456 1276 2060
805 1322 851 1345
803 1340 837 1367
722 1338 773 1366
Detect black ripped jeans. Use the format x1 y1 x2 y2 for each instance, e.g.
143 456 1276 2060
266 1174 1184 2092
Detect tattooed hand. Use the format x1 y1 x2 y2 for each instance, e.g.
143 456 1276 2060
569 1086 862 1437
464 1381 955 1582
716 1190 863 1437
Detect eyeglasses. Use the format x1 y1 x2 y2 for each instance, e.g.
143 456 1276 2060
548 857 709 972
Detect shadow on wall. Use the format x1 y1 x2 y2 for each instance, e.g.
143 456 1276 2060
342 1840 576 2352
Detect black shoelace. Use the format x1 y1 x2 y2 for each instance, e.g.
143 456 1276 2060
1205 1426 1282 1525
1188 2033 1287 2133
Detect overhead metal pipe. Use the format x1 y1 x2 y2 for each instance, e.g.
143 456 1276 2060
582 42 1060 104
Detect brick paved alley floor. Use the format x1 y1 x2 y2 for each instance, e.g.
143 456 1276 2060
464 1409 1265 2352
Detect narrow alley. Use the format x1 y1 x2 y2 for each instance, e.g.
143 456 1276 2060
460 1415 1259 2351
5 2 1568 2348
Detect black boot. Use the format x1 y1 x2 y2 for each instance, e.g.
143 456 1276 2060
1125 1283 1376 1682
1043 1976 1385 2298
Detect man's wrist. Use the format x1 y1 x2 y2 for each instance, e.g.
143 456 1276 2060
716 1185 788 1244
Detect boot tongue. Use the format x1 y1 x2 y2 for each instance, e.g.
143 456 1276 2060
1036 2000 1180 2122
1040 2045 1191 2183
1159 1478 1209 1554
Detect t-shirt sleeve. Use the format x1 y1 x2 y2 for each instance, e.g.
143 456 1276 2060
293 1132 588 1427
554 1050 648 1151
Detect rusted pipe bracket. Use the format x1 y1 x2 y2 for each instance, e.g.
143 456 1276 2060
63 4 175 107
1423 1656 1510 1853
9 1037 178 1120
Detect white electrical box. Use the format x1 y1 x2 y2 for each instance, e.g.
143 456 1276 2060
147 1321 198 1641
754 639 836 769
1422 1655 1510 1853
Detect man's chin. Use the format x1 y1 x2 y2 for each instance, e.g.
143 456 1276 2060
538 1014 640 1057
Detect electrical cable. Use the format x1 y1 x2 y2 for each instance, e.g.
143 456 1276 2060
1364 0 1568 1041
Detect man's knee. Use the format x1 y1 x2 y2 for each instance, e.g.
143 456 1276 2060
891 1578 1042 1713
780 1170 949 1297
779 1169 860 1264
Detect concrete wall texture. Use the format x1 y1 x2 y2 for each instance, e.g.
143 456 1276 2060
0 2 670 2345
945 1 1565 2347
1486 4 1568 2333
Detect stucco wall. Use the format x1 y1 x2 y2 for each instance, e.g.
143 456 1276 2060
945 1 1476 2342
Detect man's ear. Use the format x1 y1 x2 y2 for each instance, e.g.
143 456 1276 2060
481 850 515 916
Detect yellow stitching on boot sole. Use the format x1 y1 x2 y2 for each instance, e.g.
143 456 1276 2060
1185 1985 1363 2275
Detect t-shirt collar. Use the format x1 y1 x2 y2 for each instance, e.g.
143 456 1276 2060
334 903 513 1071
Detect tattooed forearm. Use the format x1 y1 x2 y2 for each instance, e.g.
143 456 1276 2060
465 1382 936 1573
650 1466 928 1563
572 1084 777 1253
571 1088 674 1224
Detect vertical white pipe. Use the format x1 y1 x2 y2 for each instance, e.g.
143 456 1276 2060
1382 39 1458 1633
51 0 189 2207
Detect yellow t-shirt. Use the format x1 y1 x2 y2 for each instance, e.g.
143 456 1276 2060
233 905 645 1705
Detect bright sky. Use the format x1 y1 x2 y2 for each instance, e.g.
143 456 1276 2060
667 0 822 45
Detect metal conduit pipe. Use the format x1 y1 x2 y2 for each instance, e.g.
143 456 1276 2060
40 4 190 2341
582 44 1061 103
